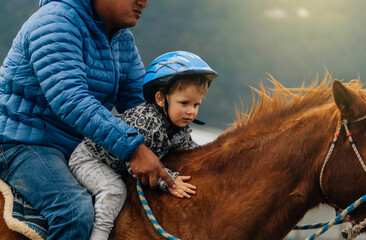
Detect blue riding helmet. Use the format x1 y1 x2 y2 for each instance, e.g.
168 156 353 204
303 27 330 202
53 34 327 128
143 51 218 101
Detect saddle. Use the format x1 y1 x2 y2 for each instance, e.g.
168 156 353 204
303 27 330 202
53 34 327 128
0 179 48 240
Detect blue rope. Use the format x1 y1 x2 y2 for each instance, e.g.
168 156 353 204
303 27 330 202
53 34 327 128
137 180 366 240
295 220 343 230
136 181 180 240
304 194 366 240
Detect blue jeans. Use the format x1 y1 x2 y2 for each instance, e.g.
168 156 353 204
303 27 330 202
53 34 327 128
0 144 94 240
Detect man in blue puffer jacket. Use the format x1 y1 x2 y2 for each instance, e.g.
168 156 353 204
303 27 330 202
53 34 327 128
0 0 175 239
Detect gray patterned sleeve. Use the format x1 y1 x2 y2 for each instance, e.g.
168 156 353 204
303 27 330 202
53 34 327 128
157 168 179 192
125 162 178 192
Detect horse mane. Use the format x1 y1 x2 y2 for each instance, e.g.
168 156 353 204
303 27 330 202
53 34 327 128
231 73 366 132
232 72 337 129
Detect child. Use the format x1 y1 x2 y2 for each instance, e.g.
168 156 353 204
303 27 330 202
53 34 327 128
68 51 217 240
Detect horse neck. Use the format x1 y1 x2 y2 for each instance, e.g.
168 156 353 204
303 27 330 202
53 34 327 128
167 107 339 239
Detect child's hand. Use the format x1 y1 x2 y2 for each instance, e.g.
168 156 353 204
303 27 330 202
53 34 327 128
168 176 196 199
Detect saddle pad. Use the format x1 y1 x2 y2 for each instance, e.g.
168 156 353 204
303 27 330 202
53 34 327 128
0 179 48 240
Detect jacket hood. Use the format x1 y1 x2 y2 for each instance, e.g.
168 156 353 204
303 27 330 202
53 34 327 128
39 0 94 19
39 0 107 36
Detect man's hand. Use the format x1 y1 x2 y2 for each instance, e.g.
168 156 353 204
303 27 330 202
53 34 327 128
130 144 176 189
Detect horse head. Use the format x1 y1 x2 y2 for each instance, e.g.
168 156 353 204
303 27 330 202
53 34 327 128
321 79 366 223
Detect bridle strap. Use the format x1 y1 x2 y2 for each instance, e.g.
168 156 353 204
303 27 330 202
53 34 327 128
351 114 366 123
343 119 366 172
319 124 342 201
319 115 366 202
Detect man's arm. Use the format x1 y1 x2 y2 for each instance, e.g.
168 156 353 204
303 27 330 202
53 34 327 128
129 144 176 189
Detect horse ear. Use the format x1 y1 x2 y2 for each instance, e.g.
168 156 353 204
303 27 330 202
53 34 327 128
332 79 364 119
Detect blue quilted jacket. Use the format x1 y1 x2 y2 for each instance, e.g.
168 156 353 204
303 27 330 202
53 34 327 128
0 0 145 160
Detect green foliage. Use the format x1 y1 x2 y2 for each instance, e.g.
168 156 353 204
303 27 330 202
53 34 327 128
2 0 366 129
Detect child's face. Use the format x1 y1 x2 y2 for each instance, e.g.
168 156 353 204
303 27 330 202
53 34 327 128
157 86 205 128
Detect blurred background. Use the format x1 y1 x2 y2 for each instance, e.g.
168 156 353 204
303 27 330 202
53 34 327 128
2 0 366 130
2 0 366 239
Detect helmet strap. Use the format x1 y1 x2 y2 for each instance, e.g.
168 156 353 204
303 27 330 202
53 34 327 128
153 97 178 128
163 97 179 129
192 119 205 125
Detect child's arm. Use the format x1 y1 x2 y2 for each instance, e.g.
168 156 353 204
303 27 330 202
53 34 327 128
156 169 196 198
168 176 196 199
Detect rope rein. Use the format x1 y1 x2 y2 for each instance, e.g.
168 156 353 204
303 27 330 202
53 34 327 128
294 219 344 230
304 194 366 240
136 181 180 240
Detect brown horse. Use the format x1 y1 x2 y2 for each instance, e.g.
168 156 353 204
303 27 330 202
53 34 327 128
2 74 366 239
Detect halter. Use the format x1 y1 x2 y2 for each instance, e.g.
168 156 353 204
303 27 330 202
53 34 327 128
319 114 366 203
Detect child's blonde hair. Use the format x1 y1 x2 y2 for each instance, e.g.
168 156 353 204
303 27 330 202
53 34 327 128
165 75 210 96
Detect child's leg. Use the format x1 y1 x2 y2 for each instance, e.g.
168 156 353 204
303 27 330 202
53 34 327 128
89 174 127 240
69 142 127 239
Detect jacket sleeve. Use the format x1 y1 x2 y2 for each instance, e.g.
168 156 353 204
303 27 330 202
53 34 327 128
114 32 145 113
27 10 144 161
